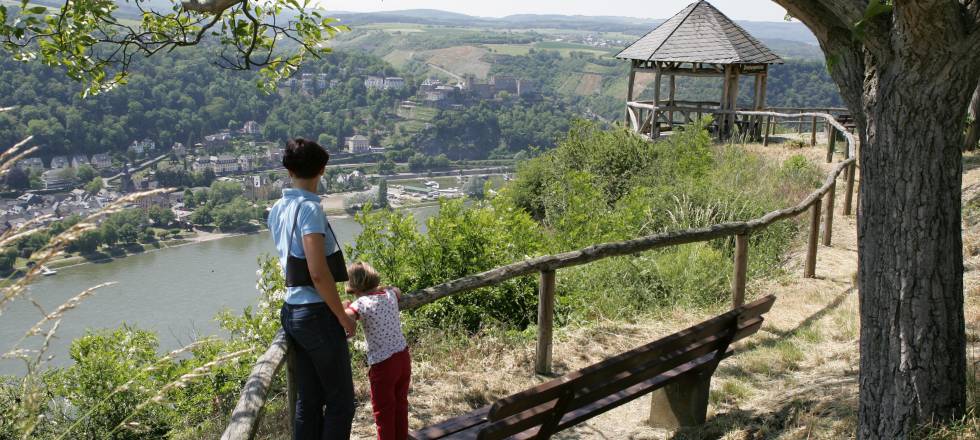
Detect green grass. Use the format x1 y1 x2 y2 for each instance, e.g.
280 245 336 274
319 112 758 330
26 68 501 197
710 379 753 405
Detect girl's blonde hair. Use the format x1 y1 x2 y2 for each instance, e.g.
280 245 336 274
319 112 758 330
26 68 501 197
346 261 381 294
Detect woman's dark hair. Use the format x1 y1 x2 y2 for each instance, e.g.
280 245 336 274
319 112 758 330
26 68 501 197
282 138 329 179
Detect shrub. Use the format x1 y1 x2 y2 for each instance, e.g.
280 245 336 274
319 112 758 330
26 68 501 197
349 198 546 333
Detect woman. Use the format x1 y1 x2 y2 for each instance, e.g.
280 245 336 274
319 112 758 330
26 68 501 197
268 138 357 439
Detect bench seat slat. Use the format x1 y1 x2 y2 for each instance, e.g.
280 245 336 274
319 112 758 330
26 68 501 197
488 296 774 420
408 405 491 440
475 317 766 440
502 351 732 440
569 317 763 413
554 350 732 434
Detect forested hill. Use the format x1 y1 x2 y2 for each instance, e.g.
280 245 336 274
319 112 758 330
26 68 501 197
0 50 403 158
0 17 842 163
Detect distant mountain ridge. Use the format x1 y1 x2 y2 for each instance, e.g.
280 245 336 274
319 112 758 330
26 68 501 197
329 8 818 45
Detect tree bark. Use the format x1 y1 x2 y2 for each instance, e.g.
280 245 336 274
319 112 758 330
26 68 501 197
858 60 970 439
967 82 980 151
772 1 980 437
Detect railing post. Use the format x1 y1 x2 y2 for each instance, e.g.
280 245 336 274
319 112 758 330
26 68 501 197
844 162 856 216
810 116 818 146
732 234 748 308
823 180 836 246
763 115 772 146
805 198 822 278
535 269 556 375
826 129 837 163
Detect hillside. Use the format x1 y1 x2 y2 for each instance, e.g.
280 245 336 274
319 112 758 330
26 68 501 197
330 9 819 44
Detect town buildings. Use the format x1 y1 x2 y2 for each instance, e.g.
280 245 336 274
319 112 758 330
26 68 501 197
71 154 90 168
41 170 72 191
345 135 371 154
129 139 156 155
242 121 261 135
364 76 385 90
17 157 44 171
50 156 69 169
91 153 112 169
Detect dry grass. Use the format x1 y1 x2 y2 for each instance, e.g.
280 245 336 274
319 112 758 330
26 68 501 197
420 46 491 79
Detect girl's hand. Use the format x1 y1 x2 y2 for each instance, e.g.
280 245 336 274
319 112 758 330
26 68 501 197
342 299 351 308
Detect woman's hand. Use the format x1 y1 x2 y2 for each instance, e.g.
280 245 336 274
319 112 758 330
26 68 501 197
340 315 357 338
302 232 356 339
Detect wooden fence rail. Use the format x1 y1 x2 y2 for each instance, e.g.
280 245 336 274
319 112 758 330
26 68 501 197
221 110 858 440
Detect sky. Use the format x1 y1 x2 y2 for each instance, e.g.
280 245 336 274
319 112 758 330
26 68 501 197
317 0 789 21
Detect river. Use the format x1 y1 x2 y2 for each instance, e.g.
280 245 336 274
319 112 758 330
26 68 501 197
0 206 438 375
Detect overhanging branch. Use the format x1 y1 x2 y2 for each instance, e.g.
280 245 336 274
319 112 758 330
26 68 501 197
181 0 243 14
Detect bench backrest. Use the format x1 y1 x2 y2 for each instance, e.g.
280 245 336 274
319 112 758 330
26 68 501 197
476 295 776 440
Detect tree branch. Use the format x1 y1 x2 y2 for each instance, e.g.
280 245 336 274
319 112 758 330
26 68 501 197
181 0 243 14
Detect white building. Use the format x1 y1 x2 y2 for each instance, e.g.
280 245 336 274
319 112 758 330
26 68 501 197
242 121 260 135
42 170 72 191
237 155 255 172
364 76 385 90
50 156 69 169
346 135 370 154
213 155 239 174
91 153 112 169
192 156 213 173
384 77 406 90
71 154 90 168
172 142 187 158
17 157 44 171
129 139 156 154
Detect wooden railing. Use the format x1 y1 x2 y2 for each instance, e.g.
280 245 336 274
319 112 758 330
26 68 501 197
626 102 850 146
221 110 858 440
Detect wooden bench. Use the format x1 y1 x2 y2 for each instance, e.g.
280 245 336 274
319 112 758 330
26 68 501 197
409 295 776 440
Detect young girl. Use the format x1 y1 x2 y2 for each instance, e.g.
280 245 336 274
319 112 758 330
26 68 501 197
343 262 411 440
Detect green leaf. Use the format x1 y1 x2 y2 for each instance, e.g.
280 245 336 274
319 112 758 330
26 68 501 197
852 0 893 42
826 53 841 73
26 6 46 14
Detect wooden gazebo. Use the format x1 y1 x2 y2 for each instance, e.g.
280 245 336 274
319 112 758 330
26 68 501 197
617 0 783 139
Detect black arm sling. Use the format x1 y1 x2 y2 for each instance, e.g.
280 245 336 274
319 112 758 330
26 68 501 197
284 200 348 286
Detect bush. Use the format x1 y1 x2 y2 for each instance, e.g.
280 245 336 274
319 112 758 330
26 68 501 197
350 198 546 333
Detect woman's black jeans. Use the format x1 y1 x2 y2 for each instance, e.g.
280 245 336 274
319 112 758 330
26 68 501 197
281 302 356 440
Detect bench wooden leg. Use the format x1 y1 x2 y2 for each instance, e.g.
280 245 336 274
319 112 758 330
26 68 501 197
647 369 712 429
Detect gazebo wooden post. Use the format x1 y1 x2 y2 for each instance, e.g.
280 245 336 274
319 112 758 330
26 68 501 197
652 66 662 138
625 63 637 124
668 74 676 130
727 66 740 139
751 75 762 140
719 65 731 140
757 68 768 140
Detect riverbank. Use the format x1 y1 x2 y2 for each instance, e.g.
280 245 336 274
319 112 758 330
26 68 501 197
27 197 439 274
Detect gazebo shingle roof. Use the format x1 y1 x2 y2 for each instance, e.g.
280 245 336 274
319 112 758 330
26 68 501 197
616 1 783 65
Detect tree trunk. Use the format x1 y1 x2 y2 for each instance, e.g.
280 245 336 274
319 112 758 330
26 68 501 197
856 57 972 439
771 2 980 436
967 82 980 151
